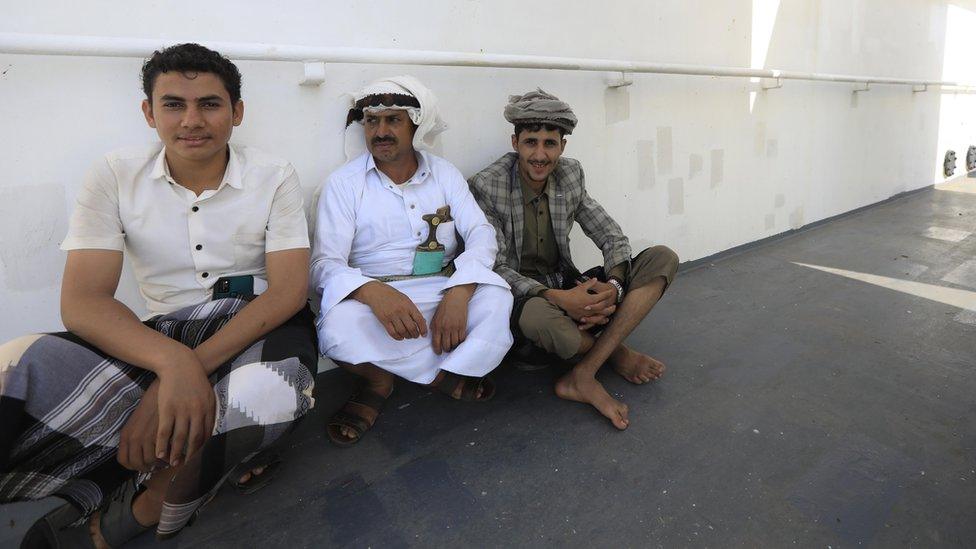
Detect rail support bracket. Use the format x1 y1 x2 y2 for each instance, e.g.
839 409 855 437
852 82 871 93
300 61 326 86
606 72 633 88
912 84 928 93
761 77 783 90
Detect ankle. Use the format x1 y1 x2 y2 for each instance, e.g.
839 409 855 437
131 489 161 528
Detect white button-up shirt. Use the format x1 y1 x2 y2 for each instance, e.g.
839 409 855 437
61 143 310 316
311 151 508 315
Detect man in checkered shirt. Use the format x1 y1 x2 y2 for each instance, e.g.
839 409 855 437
468 89 679 430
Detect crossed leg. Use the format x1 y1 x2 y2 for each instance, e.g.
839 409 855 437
553 276 667 430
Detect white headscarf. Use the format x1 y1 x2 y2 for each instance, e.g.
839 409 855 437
343 75 448 161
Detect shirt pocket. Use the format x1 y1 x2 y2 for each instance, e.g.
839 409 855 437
233 232 266 268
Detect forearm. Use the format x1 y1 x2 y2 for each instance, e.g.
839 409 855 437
61 293 190 374
194 284 307 374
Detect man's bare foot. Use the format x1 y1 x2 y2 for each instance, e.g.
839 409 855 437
554 369 629 430
611 345 665 384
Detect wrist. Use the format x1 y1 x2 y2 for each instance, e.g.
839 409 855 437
446 284 476 300
607 278 625 304
153 344 202 379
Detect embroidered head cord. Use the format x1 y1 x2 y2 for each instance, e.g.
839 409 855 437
343 76 449 160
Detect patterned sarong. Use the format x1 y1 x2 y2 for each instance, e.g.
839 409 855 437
0 297 316 535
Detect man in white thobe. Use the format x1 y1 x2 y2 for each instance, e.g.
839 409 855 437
311 76 513 446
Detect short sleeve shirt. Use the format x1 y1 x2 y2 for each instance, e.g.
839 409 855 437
61 143 310 316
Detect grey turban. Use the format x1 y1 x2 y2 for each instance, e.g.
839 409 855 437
503 89 578 135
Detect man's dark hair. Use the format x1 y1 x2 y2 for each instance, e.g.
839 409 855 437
513 122 566 139
345 93 422 127
141 43 243 103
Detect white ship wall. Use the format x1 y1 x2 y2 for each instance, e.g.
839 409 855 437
2 0 975 339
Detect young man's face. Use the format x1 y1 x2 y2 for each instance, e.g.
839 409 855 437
142 71 243 165
512 127 566 184
364 108 417 165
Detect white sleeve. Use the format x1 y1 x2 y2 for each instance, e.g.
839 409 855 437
61 157 125 251
310 176 376 315
266 165 311 252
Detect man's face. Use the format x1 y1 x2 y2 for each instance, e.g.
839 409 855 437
512 127 566 184
141 71 243 165
364 109 416 164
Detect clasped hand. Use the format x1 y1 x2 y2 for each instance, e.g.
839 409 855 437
117 349 214 472
547 278 618 330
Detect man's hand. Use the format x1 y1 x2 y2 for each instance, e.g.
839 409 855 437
353 281 428 341
154 349 215 467
544 278 617 324
431 284 475 354
575 279 619 330
118 380 161 472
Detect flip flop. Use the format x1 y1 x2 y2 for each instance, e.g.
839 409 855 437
326 387 390 447
228 454 283 495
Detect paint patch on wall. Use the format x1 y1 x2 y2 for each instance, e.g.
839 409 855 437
689 153 703 179
668 178 684 215
754 122 766 156
0 185 68 291
941 259 976 290
604 87 630 125
789 206 804 229
637 140 656 189
766 139 778 158
656 127 673 175
710 149 724 188
850 91 859 109
775 193 785 208
765 213 775 230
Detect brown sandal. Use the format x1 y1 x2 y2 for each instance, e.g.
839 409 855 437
326 387 390 447
432 371 496 402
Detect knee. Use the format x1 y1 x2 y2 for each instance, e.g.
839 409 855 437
223 360 315 427
637 245 680 280
517 297 552 340
517 298 579 359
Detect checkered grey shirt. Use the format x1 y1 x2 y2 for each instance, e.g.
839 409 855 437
468 153 631 297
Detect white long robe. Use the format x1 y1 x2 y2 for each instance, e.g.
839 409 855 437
311 151 514 384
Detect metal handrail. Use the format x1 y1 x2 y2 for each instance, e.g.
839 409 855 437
2 32 974 90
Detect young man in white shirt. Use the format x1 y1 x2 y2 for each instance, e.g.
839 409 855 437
0 43 316 546
311 76 513 446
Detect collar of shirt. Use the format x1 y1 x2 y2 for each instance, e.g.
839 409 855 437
518 170 552 205
366 150 431 192
148 145 244 195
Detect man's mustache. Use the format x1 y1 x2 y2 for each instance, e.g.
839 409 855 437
371 136 397 145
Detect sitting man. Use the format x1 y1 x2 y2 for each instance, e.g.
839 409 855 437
312 76 513 446
469 89 679 431
0 44 316 545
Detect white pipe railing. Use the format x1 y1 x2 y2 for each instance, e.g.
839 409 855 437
2 32 975 90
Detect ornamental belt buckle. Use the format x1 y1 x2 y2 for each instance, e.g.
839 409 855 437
413 205 451 275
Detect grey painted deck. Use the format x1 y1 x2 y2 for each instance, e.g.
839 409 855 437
3 182 975 547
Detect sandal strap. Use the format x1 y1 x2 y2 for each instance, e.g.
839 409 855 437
328 409 371 436
348 387 389 411
100 481 152 547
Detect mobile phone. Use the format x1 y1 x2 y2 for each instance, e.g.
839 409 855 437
213 275 255 300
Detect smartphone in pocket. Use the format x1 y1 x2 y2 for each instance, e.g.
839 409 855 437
212 275 255 300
